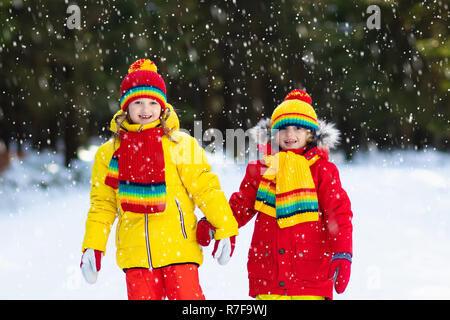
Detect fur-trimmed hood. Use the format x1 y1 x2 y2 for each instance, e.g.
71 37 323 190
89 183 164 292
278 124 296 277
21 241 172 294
248 118 341 151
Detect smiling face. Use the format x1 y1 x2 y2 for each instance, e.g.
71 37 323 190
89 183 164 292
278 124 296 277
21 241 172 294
277 126 312 150
127 98 162 125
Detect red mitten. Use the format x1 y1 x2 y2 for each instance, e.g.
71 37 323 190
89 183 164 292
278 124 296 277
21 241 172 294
328 253 352 294
196 217 216 246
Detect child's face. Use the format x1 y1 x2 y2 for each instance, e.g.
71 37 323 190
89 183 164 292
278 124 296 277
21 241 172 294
127 98 162 125
277 126 310 150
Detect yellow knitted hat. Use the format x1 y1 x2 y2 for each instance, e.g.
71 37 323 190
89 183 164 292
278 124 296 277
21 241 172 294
271 89 319 133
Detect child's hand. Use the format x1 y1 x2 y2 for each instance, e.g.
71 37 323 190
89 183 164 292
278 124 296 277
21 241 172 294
196 217 216 246
196 217 236 265
80 248 102 284
328 253 352 294
212 236 236 265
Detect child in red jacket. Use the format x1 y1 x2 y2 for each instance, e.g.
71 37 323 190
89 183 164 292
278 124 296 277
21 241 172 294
198 89 353 300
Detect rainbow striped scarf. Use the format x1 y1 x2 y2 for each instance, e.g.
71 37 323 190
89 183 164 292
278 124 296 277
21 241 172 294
254 150 320 228
104 120 166 214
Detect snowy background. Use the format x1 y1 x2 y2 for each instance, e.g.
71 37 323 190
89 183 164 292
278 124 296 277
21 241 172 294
1 0 448 301
0 142 449 300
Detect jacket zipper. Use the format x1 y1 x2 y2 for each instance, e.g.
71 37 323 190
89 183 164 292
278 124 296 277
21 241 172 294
116 209 121 246
174 197 187 239
116 219 122 247
145 214 153 269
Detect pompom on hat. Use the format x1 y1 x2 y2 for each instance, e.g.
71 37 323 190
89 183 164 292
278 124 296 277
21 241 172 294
270 89 319 134
120 59 167 111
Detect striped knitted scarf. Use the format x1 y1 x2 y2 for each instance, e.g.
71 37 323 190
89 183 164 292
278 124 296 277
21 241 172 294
254 149 320 228
104 121 166 214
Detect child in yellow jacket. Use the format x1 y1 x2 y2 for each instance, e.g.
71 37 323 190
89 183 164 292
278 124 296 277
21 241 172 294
80 59 238 300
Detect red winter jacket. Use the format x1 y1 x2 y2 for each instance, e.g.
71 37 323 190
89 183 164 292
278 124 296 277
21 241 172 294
229 145 353 299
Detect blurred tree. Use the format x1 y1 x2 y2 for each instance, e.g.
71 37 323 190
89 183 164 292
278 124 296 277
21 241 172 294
0 0 447 166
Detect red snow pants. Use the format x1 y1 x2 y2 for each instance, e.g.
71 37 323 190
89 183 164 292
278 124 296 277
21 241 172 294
125 264 205 300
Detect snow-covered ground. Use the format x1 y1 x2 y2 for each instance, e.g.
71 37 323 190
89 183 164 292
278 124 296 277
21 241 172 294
0 144 449 299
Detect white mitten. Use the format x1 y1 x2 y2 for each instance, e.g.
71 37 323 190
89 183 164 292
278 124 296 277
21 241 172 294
212 236 236 265
80 248 102 284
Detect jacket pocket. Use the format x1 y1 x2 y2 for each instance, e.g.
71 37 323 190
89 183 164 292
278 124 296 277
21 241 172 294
247 241 274 281
292 243 330 282
174 197 187 239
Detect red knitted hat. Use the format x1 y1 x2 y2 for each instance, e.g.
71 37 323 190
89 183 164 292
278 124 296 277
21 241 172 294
119 59 167 111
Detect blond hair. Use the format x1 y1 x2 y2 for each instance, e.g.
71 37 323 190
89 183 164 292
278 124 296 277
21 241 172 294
113 108 177 147
305 129 315 144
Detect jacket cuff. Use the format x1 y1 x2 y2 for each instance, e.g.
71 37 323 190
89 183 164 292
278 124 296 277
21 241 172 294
82 222 110 253
214 226 239 240
331 252 352 263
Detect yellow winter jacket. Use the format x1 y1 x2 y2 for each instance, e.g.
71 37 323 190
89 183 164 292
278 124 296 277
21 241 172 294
82 104 238 269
